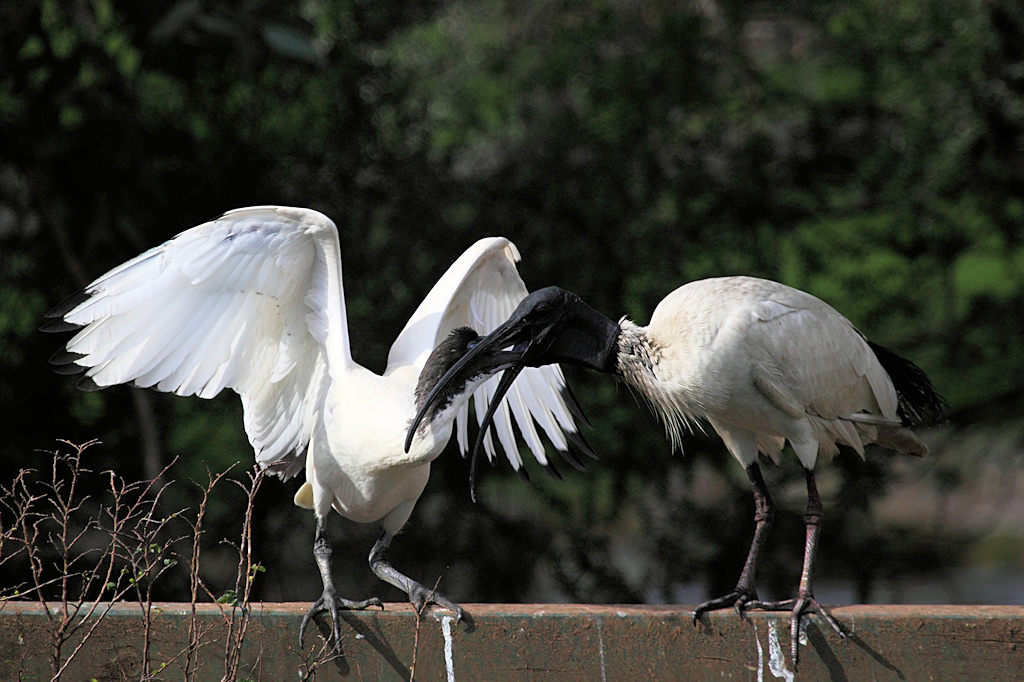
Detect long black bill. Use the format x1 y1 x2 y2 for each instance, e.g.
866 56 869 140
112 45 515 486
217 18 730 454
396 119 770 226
466 361 529 502
405 286 618 498
404 316 530 453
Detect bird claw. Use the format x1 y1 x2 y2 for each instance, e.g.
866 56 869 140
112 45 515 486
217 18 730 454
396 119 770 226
743 597 797 612
410 583 464 623
787 594 847 669
299 588 384 650
692 588 760 626
695 589 846 669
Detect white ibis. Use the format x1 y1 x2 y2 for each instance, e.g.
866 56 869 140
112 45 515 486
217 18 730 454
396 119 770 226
42 206 592 648
409 277 945 667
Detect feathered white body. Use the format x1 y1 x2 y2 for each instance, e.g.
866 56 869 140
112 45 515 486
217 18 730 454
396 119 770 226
52 205 581 539
617 276 926 470
308 365 432 527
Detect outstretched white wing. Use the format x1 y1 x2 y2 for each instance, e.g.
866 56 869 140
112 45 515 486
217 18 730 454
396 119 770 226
388 237 589 474
44 206 352 479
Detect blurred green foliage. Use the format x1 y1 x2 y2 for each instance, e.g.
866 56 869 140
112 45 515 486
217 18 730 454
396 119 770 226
2 0 1023 606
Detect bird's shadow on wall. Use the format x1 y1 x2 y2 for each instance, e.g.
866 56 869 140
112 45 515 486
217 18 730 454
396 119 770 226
302 609 477 677
805 622 906 681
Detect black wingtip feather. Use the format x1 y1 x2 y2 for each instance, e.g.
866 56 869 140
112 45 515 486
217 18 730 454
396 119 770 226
49 349 85 366
556 446 586 472
566 427 599 462
53 361 87 376
868 341 947 427
557 384 599 466
560 383 593 430
42 290 91 324
39 318 84 333
49 349 88 375
540 459 562 482
76 375 103 392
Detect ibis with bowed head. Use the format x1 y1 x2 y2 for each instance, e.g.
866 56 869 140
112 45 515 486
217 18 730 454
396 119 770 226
409 277 945 667
42 206 592 649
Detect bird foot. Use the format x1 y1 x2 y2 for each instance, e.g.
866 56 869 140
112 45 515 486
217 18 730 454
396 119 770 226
409 581 465 623
692 588 760 625
742 597 797 611
299 588 383 650
782 594 846 669
695 590 845 669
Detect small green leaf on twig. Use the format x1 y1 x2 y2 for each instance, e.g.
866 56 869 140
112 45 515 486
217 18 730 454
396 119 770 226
217 589 238 605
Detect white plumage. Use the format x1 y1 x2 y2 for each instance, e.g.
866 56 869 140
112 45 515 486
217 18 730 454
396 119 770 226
45 205 588 646
410 276 944 670
616 277 926 470
612 278 939 668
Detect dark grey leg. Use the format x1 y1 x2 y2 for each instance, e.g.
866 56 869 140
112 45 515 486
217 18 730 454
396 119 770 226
693 462 775 623
299 516 383 649
368 529 464 621
745 470 846 667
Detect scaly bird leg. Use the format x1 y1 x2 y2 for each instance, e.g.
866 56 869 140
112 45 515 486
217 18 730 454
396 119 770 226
788 469 847 667
746 469 847 669
368 529 465 621
694 462 776 624
300 516 383 650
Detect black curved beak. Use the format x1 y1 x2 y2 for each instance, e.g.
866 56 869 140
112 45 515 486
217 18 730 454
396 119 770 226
405 286 620 455
404 286 619 500
404 314 534 454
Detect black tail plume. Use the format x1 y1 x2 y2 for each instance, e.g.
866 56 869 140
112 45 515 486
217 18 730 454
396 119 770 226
868 341 947 427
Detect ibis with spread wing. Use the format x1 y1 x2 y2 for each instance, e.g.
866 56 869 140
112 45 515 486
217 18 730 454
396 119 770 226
43 206 592 648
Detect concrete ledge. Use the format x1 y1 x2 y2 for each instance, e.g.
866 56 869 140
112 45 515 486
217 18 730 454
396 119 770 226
2 602 1023 680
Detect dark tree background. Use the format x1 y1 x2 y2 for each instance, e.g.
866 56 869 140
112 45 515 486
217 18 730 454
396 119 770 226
2 0 1023 607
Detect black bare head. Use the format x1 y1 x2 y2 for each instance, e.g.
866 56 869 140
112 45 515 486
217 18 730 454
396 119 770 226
414 326 481 415
487 286 621 373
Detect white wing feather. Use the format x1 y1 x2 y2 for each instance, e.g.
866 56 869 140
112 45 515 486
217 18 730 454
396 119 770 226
750 289 901 424
55 206 350 478
746 281 904 459
387 237 581 471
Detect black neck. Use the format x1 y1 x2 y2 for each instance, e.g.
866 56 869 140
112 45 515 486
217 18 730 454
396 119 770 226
533 302 621 374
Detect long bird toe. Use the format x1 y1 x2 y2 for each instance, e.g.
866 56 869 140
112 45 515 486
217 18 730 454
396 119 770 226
299 587 384 650
408 582 465 622
692 588 762 626
787 593 846 669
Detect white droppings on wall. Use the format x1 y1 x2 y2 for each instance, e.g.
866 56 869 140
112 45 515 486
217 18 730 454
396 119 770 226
440 614 456 682
767 621 795 681
754 622 764 682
